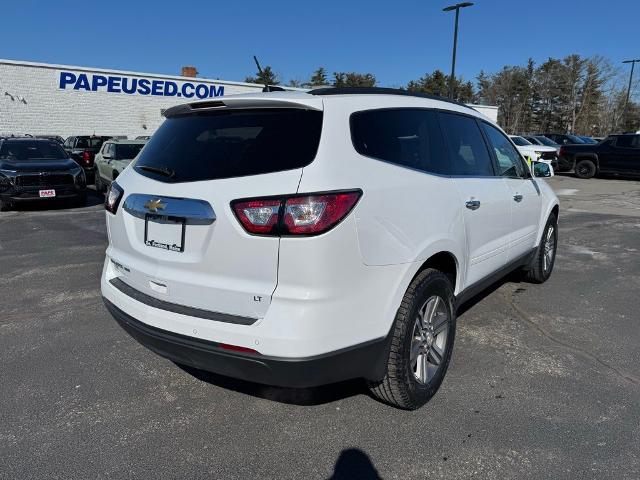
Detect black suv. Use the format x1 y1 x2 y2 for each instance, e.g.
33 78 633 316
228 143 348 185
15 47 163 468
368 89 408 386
0 138 87 211
63 135 112 182
558 134 640 179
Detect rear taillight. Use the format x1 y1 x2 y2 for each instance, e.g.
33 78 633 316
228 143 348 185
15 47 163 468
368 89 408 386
82 150 94 165
105 181 124 214
559 146 566 157
232 199 281 235
231 190 362 237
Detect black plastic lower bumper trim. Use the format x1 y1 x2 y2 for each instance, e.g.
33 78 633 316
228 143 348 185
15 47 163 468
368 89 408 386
103 297 390 388
109 277 257 326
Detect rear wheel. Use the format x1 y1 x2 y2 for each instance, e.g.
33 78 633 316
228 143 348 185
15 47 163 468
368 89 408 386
0 198 12 212
524 213 557 283
575 159 596 179
368 269 456 410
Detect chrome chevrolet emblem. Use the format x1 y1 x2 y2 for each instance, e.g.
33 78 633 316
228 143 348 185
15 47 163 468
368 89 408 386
144 198 166 213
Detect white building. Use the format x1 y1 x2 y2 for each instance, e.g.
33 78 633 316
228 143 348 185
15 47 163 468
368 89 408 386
0 58 498 138
0 59 267 138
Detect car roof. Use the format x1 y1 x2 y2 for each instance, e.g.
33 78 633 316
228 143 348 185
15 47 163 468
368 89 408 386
0 137 57 143
164 88 488 122
105 139 146 144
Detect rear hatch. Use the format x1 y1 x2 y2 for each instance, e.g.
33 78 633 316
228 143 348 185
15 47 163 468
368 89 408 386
107 97 323 320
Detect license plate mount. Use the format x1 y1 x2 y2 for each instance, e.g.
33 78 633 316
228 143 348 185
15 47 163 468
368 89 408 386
144 214 186 252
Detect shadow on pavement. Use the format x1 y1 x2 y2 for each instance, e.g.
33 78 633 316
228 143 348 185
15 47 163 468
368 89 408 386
177 270 528 406
328 449 382 480
456 270 524 318
174 363 369 406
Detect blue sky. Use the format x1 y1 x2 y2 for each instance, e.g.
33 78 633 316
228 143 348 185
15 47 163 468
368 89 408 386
2 0 639 88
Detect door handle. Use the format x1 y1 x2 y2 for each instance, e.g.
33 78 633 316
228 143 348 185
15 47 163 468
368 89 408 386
513 194 523 202
465 200 481 210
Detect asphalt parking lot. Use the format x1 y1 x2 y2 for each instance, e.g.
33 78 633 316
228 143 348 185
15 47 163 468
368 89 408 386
1 175 639 480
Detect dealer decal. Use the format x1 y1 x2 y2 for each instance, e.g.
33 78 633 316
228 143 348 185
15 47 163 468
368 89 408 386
58 71 224 99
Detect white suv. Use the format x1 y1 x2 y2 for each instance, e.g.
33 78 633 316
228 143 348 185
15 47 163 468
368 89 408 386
101 88 559 410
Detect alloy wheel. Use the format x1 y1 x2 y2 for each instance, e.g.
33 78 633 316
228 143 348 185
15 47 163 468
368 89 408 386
410 295 449 384
543 225 556 273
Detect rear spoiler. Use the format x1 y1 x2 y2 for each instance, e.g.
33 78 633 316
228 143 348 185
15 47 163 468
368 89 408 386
163 94 323 118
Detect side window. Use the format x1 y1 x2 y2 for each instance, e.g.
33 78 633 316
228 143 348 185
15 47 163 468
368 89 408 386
481 122 527 177
438 112 494 176
64 137 74 149
615 135 640 149
350 108 449 175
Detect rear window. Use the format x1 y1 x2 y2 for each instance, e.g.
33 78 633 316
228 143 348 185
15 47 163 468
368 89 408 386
0 141 67 160
76 137 107 148
115 143 145 160
134 109 323 182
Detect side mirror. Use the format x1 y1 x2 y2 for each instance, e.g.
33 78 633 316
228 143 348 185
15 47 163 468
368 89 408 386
532 161 553 178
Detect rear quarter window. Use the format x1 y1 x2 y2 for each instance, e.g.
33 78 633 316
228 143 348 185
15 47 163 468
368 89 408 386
134 109 323 183
350 108 448 175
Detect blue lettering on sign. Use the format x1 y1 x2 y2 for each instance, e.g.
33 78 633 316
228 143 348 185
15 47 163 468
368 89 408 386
58 71 225 99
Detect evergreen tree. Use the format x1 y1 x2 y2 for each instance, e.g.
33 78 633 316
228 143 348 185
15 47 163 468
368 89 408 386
245 66 280 86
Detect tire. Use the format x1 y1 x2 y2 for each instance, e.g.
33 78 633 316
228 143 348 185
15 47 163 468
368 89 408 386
95 171 105 193
72 192 87 208
524 213 558 284
0 198 12 212
368 268 456 410
575 159 596 179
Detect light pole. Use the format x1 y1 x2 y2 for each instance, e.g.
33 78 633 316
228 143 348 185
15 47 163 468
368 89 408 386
622 59 640 130
443 2 474 99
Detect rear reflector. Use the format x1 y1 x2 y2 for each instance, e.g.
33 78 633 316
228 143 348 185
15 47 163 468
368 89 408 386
219 343 260 355
231 190 362 237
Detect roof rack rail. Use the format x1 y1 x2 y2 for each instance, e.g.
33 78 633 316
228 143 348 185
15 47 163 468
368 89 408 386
308 87 475 111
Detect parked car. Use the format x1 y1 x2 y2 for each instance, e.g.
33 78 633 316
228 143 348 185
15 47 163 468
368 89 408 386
523 135 560 150
559 134 640 179
101 87 558 410
94 139 147 193
578 136 598 144
35 135 65 144
541 133 586 146
509 135 557 172
0 138 87 211
63 135 112 183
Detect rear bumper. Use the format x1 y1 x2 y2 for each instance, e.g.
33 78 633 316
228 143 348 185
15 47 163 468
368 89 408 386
103 297 390 388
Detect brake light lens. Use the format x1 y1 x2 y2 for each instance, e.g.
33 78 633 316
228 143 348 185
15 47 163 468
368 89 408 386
232 199 281 234
231 190 362 236
82 150 94 165
559 146 566 157
283 192 361 234
105 181 124 214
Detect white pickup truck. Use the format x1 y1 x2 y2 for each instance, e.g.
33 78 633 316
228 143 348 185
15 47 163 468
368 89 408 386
510 136 557 173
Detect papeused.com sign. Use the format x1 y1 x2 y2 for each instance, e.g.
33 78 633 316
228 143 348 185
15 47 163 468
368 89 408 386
58 71 225 99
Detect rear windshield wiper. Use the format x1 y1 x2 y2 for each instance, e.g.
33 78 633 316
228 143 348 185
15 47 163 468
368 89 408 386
136 165 176 179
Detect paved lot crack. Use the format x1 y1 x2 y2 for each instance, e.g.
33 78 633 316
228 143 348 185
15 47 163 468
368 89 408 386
501 290 640 387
